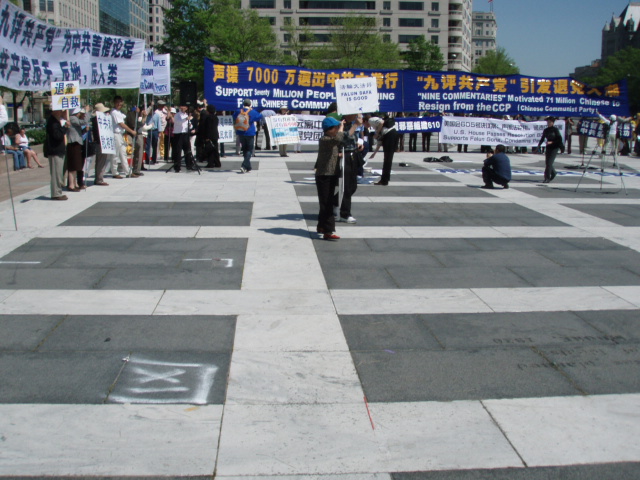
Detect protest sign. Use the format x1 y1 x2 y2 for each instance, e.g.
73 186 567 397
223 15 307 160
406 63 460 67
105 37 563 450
335 77 379 115
96 111 115 154
0 0 145 90
265 114 300 146
394 116 442 133
294 114 323 144
141 50 171 95
578 119 633 139
439 116 565 146
218 115 235 144
50 80 80 111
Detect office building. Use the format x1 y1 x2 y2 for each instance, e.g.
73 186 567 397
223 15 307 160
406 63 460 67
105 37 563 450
602 1 640 62
471 10 496 68
148 0 172 48
20 0 100 30
100 0 149 40
242 0 474 72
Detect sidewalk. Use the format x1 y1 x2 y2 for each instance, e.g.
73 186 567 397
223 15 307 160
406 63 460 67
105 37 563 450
0 147 639 478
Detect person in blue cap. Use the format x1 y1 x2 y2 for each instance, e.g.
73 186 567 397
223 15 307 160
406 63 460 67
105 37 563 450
314 116 344 240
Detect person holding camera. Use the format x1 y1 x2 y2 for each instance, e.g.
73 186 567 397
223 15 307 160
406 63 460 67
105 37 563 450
481 144 511 189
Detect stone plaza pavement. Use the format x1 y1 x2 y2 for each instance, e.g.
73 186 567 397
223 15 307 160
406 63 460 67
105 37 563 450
0 147 640 479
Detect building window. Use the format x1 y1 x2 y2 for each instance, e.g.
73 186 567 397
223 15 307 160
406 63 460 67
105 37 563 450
431 1 438 11
430 18 438 28
399 1 423 10
250 0 275 7
399 18 423 27
383 17 390 27
399 34 421 43
299 0 375 8
300 17 332 25
431 35 438 44
47 0 53 11
284 33 291 42
475 50 481 56
284 0 291 7
383 34 391 43
383 1 391 9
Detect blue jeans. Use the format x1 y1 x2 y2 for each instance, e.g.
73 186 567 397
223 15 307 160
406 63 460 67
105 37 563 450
7 149 26 170
145 130 159 163
239 135 254 171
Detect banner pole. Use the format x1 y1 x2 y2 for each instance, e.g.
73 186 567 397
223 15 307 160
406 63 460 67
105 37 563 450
3 150 18 231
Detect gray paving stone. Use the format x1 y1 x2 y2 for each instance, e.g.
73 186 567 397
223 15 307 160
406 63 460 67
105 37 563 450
539 248 640 267
340 314 442 351
537 344 640 395
0 238 247 290
366 238 479 252
351 347 580 402
61 202 253 227
560 203 640 226
323 266 401 289
432 250 557 268
0 315 65 350
574 310 640 341
107 351 230 405
510 266 640 287
295 184 496 198
391 463 640 480
520 186 640 198
38 315 236 353
0 352 125 403
386 265 532 289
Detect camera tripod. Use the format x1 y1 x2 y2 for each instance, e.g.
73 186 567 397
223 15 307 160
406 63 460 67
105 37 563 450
164 152 201 175
574 136 627 194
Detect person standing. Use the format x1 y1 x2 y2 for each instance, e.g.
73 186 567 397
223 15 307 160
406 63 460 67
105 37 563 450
145 102 161 165
278 106 290 157
537 116 564 184
91 103 111 187
195 101 208 163
202 104 221 168
45 109 69 200
167 103 195 172
260 108 276 150
369 116 400 186
66 107 88 191
315 117 344 240
110 96 137 178
233 99 263 173
481 144 511 189
335 114 363 223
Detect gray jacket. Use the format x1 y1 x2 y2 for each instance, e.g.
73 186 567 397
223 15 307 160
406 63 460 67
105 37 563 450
67 115 87 144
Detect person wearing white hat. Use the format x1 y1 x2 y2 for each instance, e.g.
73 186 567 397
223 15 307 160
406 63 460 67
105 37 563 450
66 106 88 191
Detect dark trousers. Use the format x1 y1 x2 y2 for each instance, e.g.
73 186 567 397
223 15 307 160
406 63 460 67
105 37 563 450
316 174 338 233
482 165 509 187
381 130 400 184
409 133 417 152
334 150 358 218
422 132 431 152
164 132 171 160
171 132 194 171
146 130 158 163
544 147 559 181
204 140 221 167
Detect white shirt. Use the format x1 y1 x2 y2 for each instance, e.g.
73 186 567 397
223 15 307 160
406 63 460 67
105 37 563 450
173 111 189 134
111 109 126 134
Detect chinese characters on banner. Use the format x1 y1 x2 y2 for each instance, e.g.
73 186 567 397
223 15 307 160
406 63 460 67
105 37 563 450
218 115 235 144
204 59 629 119
335 77 379 115
140 50 171 95
439 116 566 146
50 80 80 111
96 111 115 154
0 0 145 91
394 116 442 134
578 119 633 139
265 114 300 146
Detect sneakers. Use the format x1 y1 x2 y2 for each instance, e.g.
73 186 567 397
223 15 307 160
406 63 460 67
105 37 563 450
51 195 68 201
340 216 357 224
240 167 247 173
323 233 340 240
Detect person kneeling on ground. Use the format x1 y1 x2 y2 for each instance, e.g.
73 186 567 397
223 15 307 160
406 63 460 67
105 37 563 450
481 144 511 189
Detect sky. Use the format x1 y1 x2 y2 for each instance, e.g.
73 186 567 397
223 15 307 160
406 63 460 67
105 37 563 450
472 0 633 77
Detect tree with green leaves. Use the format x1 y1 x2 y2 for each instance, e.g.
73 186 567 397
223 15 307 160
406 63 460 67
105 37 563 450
157 0 212 91
473 47 519 75
404 35 445 72
306 15 403 70
577 47 640 114
281 22 316 67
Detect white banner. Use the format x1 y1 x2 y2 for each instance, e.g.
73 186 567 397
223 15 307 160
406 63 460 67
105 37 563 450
336 77 379 115
96 111 115 154
440 116 565 146
0 0 145 91
50 80 80 111
140 50 170 95
218 115 235 144
294 114 323 145
265 114 300 146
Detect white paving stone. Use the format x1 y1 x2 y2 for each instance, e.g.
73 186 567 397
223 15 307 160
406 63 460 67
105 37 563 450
484 394 640 467
0 404 222 476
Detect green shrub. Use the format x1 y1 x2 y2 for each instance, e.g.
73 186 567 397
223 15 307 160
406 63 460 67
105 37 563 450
25 128 46 145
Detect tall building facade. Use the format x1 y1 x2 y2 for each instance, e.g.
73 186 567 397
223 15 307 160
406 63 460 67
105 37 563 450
21 0 100 30
148 0 172 48
471 10 496 68
242 0 474 72
602 1 640 62
100 0 149 40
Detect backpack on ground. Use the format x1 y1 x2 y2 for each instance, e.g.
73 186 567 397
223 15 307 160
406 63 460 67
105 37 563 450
234 108 252 131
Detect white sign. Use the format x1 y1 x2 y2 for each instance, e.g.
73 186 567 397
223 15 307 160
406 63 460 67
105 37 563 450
294 114 324 144
96 111 115 154
0 0 145 91
140 50 171 95
50 80 80 111
440 116 565 146
218 115 235 144
265 114 300 146
335 77 379 115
